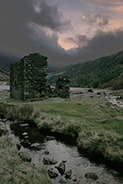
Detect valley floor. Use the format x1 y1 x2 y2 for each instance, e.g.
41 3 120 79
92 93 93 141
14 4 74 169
0 83 123 180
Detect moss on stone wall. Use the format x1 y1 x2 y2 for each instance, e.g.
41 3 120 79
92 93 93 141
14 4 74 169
10 53 47 100
55 76 70 98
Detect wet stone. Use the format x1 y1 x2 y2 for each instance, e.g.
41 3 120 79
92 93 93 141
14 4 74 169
88 89 94 93
24 136 29 139
43 157 57 165
65 170 72 179
20 123 29 127
22 132 28 136
85 172 98 180
48 169 58 179
97 92 102 95
44 150 49 155
31 143 42 150
20 139 31 147
56 161 66 175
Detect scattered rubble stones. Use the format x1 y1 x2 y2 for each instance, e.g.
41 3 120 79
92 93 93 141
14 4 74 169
31 143 42 150
88 89 94 93
43 157 57 165
44 150 50 155
48 169 58 179
85 172 98 180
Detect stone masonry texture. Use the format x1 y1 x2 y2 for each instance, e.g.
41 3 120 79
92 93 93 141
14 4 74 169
55 76 70 98
10 53 47 100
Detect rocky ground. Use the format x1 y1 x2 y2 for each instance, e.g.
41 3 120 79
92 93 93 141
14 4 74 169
0 82 10 92
0 82 122 108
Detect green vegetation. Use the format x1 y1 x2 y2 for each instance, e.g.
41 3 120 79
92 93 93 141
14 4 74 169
35 97 123 173
48 50 123 90
0 102 39 123
0 134 51 184
0 95 123 174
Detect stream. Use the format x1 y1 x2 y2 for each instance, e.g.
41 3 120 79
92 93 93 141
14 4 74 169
0 121 123 184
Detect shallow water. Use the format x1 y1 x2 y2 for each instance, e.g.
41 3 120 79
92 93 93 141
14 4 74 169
1 121 123 184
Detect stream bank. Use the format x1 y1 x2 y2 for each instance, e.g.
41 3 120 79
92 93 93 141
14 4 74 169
0 120 123 184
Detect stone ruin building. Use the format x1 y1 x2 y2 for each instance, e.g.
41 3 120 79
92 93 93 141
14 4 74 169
55 76 70 98
10 53 70 100
10 53 47 100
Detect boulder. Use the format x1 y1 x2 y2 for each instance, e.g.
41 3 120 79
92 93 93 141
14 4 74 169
44 150 49 155
46 136 55 140
72 176 77 182
117 95 123 100
31 143 42 150
88 89 94 93
48 169 58 179
85 172 98 180
43 157 57 165
56 161 65 175
22 132 28 136
19 151 31 162
97 92 101 95
65 170 72 179
20 139 31 147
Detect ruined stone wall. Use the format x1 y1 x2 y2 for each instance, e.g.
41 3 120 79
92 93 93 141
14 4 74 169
10 62 24 99
10 53 47 100
55 76 70 98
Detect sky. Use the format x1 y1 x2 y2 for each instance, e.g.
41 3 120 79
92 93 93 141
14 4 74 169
0 0 123 71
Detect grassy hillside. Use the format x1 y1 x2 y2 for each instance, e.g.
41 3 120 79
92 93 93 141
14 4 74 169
48 50 123 90
0 68 9 81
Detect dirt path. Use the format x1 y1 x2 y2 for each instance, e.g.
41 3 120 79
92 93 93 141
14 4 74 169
0 83 122 107
24 97 67 104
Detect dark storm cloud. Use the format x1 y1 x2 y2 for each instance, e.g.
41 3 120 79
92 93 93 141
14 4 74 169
74 29 123 61
67 35 88 47
0 0 70 32
0 52 19 71
0 0 71 54
0 0 71 69
0 0 123 71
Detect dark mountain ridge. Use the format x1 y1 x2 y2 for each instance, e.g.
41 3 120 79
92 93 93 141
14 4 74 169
48 50 123 90
0 68 10 81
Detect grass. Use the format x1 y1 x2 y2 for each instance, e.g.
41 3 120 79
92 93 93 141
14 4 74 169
0 95 123 175
35 96 123 134
0 134 51 184
35 96 123 174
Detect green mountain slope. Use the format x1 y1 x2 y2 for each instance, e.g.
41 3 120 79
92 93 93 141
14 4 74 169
0 68 10 81
48 50 123 89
